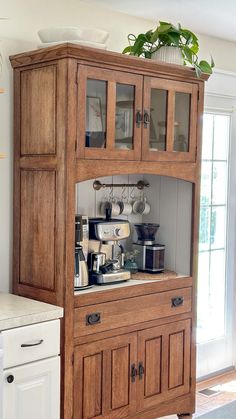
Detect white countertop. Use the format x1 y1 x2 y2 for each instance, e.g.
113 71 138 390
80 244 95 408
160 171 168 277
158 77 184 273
74 278 158 295
0 293 63 331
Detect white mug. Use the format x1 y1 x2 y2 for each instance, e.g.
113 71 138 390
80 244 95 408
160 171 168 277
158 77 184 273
120 201 132 216
132 198 150 215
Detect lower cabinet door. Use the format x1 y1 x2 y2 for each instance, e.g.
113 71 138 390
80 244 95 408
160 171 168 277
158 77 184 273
3 356 60 419
74 333 137 419
137 319 191 412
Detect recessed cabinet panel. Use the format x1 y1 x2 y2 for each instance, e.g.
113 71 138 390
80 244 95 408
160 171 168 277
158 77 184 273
145 337 162 398
83 353 102 418
20 170 56 291
85 79 107 149
174 92 191 152
21 66 56 155
168 330 185 389
111 346 129 410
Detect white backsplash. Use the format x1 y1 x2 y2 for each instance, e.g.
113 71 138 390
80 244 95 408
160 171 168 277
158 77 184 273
76 174 192 275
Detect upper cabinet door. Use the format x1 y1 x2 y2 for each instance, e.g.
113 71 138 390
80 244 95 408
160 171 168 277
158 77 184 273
142 77 198 162
77 65 142 160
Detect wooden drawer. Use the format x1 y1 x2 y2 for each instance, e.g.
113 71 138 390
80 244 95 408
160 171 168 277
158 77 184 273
2 320 60 369
74 287 192 337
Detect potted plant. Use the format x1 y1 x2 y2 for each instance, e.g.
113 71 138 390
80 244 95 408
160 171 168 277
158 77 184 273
122 21 214 77
124 249 139 274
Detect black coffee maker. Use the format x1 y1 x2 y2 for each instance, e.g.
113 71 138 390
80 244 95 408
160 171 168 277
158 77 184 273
132 223 165 272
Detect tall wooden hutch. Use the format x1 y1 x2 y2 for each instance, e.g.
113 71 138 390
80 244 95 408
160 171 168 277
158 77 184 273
10 44 209 419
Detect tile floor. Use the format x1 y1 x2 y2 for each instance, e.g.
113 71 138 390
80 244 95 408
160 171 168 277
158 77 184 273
161 370 236 418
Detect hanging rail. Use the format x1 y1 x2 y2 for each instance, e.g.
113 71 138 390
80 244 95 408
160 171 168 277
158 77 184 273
93 180 149 191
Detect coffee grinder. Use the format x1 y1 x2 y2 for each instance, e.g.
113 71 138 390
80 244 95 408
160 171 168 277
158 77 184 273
132 223 165 273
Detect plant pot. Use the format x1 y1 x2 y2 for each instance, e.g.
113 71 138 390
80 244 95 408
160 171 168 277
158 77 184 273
124 259 138 274
151 46 183 65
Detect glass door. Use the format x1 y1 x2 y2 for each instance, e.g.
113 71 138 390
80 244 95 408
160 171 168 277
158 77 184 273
77 65 142 160
142 77 198 161
197 112 233 378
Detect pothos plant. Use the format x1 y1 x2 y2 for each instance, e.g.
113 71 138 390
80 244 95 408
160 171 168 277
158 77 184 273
122 21 214 78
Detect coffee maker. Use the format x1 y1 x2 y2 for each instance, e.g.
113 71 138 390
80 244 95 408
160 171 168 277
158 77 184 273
74 215 89 289
88 214 131 284
133 223 165 273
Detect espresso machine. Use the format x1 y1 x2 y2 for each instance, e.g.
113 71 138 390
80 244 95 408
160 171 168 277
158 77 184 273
88 214 131 284
133 223 165 273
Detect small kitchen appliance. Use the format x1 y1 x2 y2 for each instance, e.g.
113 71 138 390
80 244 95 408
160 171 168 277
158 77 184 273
74 215 89 288
75 214 89 260
133 223 165 273
88 213 131 284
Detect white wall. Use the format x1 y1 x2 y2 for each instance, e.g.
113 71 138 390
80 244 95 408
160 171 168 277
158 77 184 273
1 0 236 291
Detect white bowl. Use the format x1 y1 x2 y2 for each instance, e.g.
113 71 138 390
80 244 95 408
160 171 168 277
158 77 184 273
37 40 107 50
80 28 109 44
38 27 83 43
38 26 109 44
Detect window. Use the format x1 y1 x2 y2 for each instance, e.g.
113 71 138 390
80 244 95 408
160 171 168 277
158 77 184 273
197 113 230 343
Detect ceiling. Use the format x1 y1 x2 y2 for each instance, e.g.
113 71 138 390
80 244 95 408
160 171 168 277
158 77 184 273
82 0 236 42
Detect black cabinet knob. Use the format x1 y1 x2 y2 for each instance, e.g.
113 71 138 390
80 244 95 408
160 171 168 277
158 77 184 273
6 374 14 383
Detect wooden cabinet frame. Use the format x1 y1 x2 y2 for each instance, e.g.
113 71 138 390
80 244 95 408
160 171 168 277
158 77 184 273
10 44 209 419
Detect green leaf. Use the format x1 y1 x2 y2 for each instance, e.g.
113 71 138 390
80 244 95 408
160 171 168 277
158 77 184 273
199 60 213 74
167 32 181 46
211 55 215 68
157 23 173 34
194 64 202 78
182 46 194 63
122 46 134 54
189 43 199 54
159 21 171 26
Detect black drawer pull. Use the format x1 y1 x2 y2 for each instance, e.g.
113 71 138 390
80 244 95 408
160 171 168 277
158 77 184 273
171 296 184 307
21 339 44 347
130 364 137 383
138 362 145 380
143 110 150 128
86 312 101 325
135 110 142 128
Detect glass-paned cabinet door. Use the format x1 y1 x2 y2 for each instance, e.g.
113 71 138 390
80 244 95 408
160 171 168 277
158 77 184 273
142 77 198 161
77 65 142 160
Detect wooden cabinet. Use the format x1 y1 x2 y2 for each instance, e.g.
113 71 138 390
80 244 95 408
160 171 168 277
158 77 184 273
74 319 191 419
137 319 191 412
77 65 199 163
10 44 208 419
74 333 137 419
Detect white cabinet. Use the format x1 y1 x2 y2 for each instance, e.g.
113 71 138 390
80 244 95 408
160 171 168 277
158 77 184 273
2 320 60 419
3 357 60 419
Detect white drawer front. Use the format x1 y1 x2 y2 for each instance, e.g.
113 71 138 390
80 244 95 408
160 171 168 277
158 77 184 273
2 320 60 368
